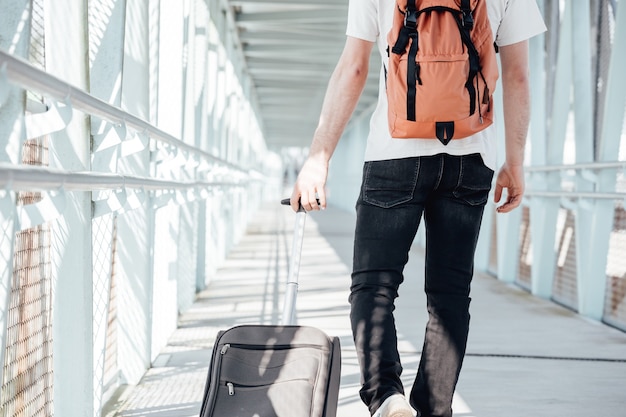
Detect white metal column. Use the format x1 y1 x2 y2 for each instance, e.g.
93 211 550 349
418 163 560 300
580 0 626 319
529 2 571 296
88 0 127 412
43 0 95 415
571 0 600 317
0 0 31 402
115 0 153 384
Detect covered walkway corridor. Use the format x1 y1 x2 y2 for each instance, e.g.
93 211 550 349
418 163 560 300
1 1 625 416
102 204 626 417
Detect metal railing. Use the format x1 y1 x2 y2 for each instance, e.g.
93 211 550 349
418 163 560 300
0 29 276 417
1 50 246 174
0 163 250 192
525 161 626 200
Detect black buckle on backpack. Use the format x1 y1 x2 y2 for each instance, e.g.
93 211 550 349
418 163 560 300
460 0 474 30
404 9 418 29
462 11 474 30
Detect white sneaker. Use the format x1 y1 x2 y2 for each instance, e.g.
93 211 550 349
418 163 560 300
373 393 414 417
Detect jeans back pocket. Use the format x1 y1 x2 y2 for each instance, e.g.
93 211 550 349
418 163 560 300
362 158 420 208
452 154 494 206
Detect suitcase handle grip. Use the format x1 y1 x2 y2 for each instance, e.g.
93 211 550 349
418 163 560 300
281 198 320 212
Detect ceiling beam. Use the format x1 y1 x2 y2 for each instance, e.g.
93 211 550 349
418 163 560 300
232 0 343 6
238 30 344 43
235 10 346 24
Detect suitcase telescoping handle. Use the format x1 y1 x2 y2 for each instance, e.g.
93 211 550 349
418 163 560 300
279 198 313 326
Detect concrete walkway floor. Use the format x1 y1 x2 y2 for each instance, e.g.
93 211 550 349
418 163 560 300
104 204 626 417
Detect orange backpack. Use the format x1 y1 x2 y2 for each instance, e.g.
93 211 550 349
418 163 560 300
386 0 499 145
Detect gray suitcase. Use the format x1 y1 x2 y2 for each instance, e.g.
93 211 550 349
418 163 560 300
199 200 341 417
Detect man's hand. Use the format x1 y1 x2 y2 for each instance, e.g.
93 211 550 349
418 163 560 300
290 157 328 212
494 162 525 213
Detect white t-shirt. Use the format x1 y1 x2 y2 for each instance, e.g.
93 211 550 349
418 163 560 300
346 0 547 170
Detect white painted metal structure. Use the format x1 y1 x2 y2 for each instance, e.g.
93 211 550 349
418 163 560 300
0 0 625 416
0 1 280 416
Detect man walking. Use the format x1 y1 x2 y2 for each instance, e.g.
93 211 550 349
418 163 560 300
289 1 546 416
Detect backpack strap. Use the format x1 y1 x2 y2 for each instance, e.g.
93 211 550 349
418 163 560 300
456 0 480 116
406 30 420 121
391 2 418 54
391 1 421 121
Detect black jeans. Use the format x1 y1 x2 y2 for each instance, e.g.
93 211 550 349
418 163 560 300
349 154 493 417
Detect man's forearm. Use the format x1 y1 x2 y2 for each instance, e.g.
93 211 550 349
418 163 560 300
308 37 373 164
502 77 530 166
500 41 531 167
